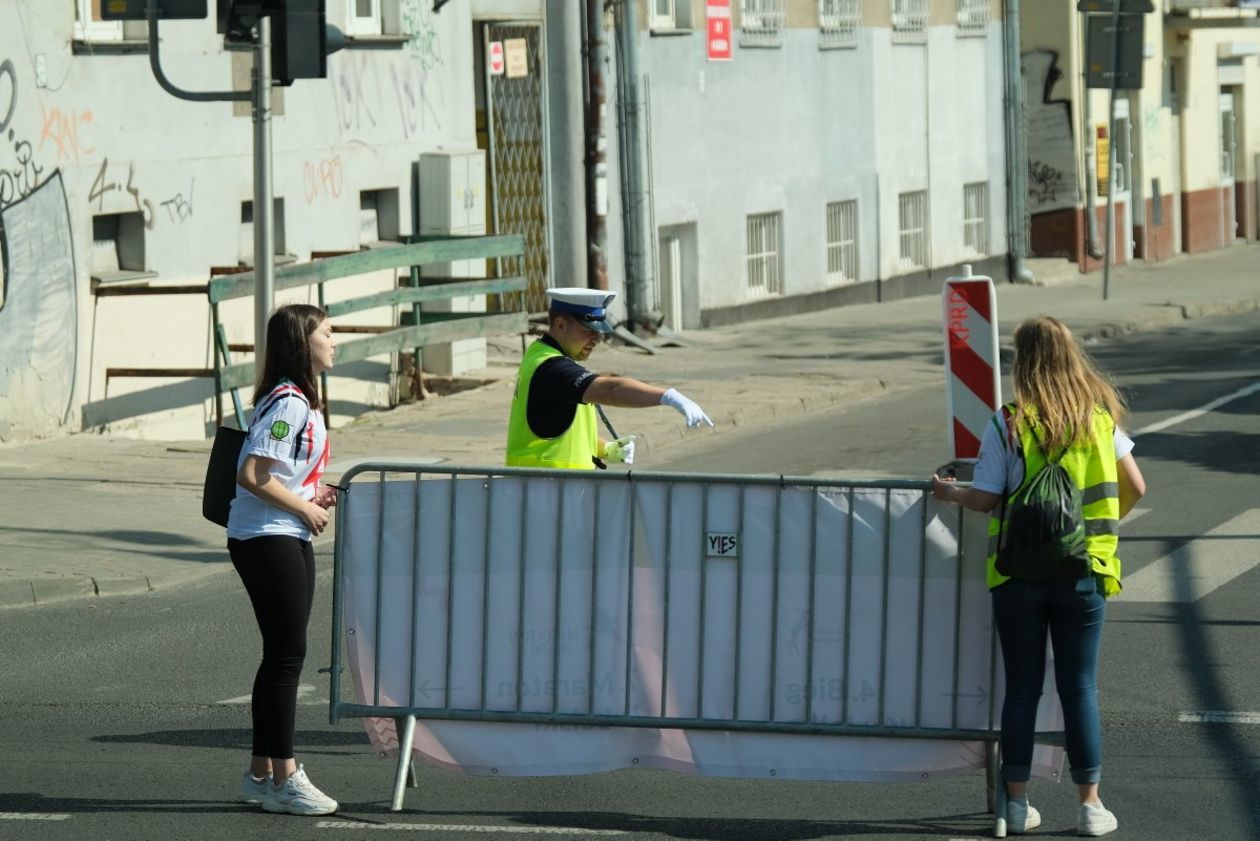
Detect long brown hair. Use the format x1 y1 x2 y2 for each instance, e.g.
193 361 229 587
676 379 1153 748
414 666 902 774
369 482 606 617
1011 315 1125 453
252 303 326 406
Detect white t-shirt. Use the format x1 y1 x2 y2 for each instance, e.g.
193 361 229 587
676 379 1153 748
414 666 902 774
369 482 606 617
971 409 1134 496
226 381 330 541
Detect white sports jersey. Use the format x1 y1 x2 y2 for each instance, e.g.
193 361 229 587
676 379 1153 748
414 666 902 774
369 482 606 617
226 381 330 541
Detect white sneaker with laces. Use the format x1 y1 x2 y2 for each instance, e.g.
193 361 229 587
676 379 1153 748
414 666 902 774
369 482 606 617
239 771 271 804
262 765 339 816
1008 797 1041 834
1078 800 1118 836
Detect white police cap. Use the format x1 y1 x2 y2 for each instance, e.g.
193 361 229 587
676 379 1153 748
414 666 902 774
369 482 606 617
546 287 617 334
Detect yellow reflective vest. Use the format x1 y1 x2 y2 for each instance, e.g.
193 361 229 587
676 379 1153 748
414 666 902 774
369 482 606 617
986 404 1122 597
505 339 599 470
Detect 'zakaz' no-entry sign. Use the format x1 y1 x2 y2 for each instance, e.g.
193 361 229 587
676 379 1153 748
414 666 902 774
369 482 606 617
942 267 1000 460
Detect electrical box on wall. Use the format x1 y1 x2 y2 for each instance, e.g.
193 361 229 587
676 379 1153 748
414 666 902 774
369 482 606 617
417 151 489 376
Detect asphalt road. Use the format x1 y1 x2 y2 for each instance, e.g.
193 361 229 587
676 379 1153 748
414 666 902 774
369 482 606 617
2 311 1258 840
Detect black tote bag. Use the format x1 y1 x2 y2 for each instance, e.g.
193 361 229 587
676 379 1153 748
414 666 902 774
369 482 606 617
203 426 246 527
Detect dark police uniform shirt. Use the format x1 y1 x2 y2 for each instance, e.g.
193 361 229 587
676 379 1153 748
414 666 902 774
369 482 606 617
527 334 598 438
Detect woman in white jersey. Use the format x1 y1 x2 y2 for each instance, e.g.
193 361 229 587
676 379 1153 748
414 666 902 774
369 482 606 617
227 304 339 816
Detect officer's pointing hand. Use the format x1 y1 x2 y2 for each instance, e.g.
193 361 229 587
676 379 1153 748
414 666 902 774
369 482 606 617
660 388 714 429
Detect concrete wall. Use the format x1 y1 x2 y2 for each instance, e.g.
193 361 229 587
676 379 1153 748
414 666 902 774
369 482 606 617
632 12 1010 321
0 1 477 441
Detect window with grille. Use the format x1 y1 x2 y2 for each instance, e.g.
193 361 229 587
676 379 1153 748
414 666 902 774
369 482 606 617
741 0 786 46
826 200 859 283
956 0 988 36
819 0 861 49
746 212 783 296
891 0 927 43
963 183 989 256
898 191 928 270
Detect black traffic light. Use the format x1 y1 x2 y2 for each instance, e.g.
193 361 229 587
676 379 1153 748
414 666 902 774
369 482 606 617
101 0 208 20
218 0 343 85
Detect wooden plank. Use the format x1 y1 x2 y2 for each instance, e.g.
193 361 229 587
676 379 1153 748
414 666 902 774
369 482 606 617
208 234 526 303
217 311 527 392
106 368 215 378
323 276 527 318
94 284 209 297
331 325 394 334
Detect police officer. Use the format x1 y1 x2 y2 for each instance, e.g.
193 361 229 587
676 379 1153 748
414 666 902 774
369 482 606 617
506 288 713 470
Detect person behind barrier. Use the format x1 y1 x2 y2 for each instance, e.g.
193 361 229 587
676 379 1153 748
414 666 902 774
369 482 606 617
226 304 340 817
506 288 714 470
930 315 1145 838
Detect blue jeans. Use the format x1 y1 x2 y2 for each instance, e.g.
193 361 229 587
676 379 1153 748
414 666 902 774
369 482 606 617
993 575 1105 786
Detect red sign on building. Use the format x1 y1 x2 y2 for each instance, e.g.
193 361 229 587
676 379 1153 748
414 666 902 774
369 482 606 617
707 0 732 61
487 41 505 76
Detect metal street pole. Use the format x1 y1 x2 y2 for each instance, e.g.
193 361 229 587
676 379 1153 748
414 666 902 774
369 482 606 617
1102 2 1121 301
252 16 275 373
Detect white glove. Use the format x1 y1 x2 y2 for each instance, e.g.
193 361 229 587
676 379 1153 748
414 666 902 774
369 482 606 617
660 388 714 428
604 435 636 465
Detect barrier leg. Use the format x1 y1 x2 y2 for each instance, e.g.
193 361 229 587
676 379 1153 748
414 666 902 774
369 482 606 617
390 715 417 812
992 745 1007 839
985 740 999 813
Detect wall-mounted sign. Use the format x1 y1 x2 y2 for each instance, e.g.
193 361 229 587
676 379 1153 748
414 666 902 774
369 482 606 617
706 532 739 558
707 0 733 62
504 38 528 79
487 41 504 77
1096 125 1111 198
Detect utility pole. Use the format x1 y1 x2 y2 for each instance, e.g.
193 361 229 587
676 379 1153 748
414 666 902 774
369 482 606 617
252 16 275 365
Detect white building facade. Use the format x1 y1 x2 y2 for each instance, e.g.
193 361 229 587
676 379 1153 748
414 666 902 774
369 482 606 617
0 0 1013 442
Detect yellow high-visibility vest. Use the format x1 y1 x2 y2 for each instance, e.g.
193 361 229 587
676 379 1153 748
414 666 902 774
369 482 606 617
505 340 598 470
986 404 1122 597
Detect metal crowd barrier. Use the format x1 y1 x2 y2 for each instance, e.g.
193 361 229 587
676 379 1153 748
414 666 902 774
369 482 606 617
326 464 1066 815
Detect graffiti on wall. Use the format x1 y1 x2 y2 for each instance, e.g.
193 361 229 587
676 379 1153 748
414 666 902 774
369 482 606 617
304 155 344 203
40 103 95 164
1023 50 1078 215
0 173 78 441
89 158 157 230
400 0 444 70
0 59 48 211
161 181 195 224
329 29 444 140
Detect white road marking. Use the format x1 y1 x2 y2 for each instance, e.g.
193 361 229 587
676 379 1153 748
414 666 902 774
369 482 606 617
1122 507 1151 526
1131 381 1260 437
1179 711 1260 724
0 813 71 821
217 683 322 705
1116 509 1260 603
315 821 625 835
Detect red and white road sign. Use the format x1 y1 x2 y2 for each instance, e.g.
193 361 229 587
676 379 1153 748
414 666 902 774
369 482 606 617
707 0 732 61
942 268 1001 460
488 41 505 76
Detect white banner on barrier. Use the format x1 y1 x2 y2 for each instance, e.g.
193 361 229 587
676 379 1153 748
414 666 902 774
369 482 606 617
339 476 1064 782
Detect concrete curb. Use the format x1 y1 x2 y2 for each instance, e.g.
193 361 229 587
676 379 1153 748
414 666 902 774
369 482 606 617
0 575 155 610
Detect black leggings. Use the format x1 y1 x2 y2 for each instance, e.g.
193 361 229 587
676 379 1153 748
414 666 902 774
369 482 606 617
228 535 316 760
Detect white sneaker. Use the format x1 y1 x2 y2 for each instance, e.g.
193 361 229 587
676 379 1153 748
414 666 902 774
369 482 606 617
239 771 271 804
262 765 339 816
1008 797 1042 834
1078 800 1118 836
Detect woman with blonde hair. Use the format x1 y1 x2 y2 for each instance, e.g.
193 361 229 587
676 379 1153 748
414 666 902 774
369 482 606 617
932 315 1145 837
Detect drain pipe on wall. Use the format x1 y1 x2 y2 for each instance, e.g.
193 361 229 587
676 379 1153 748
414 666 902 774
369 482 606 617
613 0 660 329
583 0 610 292
1079 9 1105 260
1003 0 1036 284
